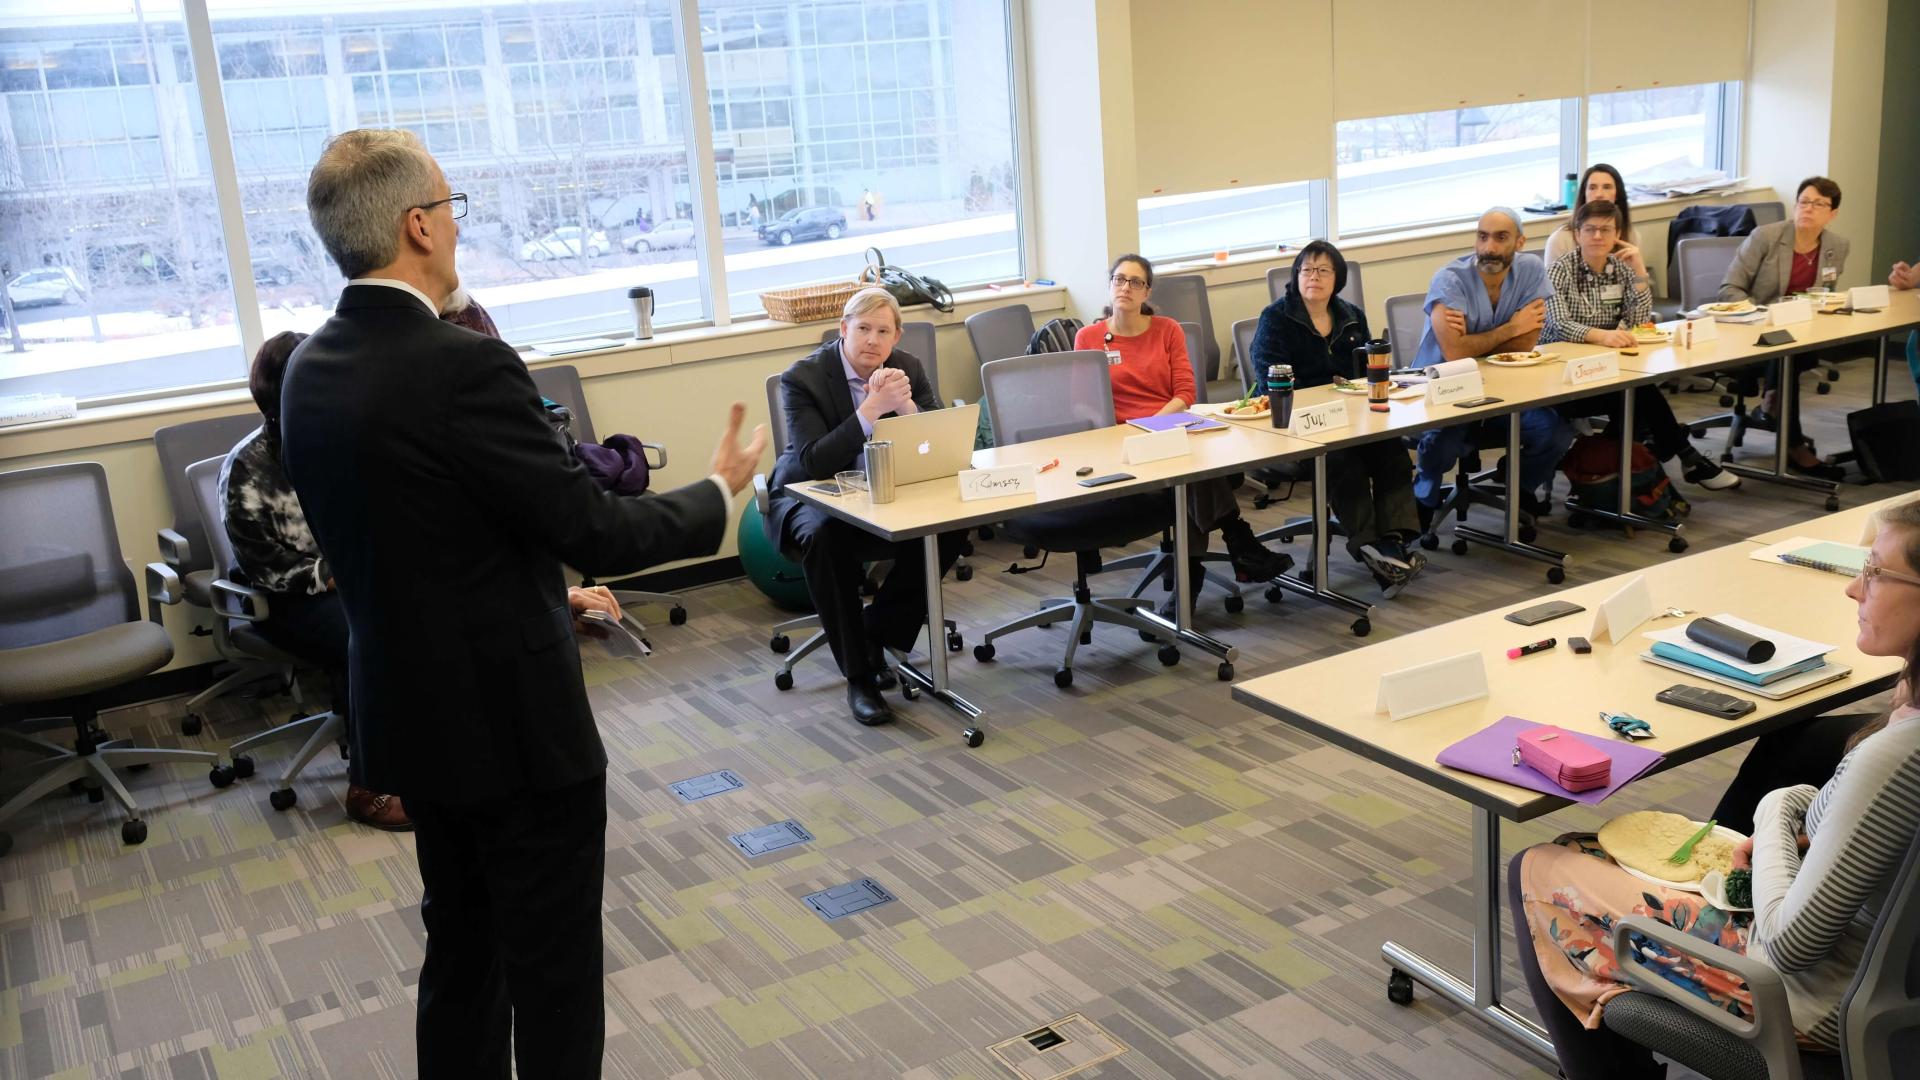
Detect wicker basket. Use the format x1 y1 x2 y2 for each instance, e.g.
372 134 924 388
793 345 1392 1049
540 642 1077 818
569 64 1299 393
759 280 863 323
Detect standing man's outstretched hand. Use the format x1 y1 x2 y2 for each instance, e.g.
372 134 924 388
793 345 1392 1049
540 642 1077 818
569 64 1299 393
710 401 769 495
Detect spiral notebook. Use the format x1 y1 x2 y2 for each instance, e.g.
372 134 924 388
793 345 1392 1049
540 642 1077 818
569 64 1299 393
1748 537 1868 578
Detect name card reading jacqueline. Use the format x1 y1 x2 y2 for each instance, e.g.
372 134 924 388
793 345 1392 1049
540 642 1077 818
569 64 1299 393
1850 284 1890 309
1284 398 1351 436
1769 297 1814 325
1563 351 1620 386
1122 425 1189 466
1425 359 1485 406
1375 651 1490 722
957 464 1037 502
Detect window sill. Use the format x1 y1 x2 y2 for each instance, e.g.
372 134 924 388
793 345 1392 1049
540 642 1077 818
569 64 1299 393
0 281 1067 461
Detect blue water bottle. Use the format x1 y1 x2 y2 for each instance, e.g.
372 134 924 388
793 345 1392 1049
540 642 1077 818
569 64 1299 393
1561 172 1578 209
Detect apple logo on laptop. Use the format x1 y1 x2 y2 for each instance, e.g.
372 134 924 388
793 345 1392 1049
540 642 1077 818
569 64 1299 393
917 440 931 456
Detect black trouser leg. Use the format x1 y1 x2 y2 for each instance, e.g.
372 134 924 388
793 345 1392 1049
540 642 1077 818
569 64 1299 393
866 530 966 653
788 508 890 681
1711 712 1876 834
1508 851 1666 1080
1324 446 1380 555
411 774 609 1080
1632 386 1693 461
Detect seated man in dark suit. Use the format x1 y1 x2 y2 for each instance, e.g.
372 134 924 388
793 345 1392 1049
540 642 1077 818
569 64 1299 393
281 128 764 1079
767 287 967 727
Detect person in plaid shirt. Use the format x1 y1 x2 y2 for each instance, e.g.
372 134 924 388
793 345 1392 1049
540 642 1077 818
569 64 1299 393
1546 199 1738 491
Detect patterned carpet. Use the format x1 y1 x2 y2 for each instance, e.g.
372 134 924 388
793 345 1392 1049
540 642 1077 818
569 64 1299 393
2 366 1913 1079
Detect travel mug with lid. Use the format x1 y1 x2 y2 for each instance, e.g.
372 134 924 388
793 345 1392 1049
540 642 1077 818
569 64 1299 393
628 286 654 340
1266 364 1294 428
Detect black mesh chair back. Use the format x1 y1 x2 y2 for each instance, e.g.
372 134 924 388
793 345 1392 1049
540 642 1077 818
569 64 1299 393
1747 200 1786 227
0 462 138 649
822 321 940 400
965 303 1035 369
980 351 1116 444
1677 236 1746 313
530 363 596 443
185 457 236 588
1150 273 1219 379
1841 826 1920 1075
764 372 790 454
1383 293 1427 369
153 413 261 585
1233 318 1260 397
1179 321 1210 405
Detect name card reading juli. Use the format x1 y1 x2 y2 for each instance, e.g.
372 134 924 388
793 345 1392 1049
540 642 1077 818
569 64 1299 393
1284 398 1351 436
957 464 1037 502
1122 425 1189 466
1563 351 1620 386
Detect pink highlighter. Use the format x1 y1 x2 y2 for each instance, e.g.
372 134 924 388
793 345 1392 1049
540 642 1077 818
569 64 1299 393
1507 637 1556 659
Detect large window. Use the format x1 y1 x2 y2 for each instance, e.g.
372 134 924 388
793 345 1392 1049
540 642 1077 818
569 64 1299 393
1137 182 1315 263
1335 100 1565 235
0 3 242 401
1587 82 1735 186
701 0 1020 318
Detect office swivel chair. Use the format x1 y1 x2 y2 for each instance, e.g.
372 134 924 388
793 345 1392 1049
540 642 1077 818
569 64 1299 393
756 374 962 693
964 303 1036 375
155 413 274 736
969 351 1182 688
1598 825 1920 1079
1150 274 1221 380
0 462 227 852
184 456 347 812
528 364 688 633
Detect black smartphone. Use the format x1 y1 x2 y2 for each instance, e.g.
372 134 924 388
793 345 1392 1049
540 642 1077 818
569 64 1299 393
810 481 844 495
1505 600 1586 626
1077 472 1136 488
1453 396 1504 408
1656 684 1756 720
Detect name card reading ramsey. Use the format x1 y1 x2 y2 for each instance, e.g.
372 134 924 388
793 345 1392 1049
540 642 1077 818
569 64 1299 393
957 464 1038 501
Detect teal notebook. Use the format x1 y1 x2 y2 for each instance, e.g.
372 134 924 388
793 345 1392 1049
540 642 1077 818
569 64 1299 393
1778 541 1868 578
1649 642 1828 686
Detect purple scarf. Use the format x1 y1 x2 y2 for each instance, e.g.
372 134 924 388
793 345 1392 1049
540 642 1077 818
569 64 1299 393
573 435 652 496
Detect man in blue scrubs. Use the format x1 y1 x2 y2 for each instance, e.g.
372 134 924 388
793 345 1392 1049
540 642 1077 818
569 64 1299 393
1412 206 1574 520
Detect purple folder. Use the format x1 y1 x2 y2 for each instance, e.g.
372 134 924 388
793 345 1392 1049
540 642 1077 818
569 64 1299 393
1435 716 1665 804
1125 412 1227 433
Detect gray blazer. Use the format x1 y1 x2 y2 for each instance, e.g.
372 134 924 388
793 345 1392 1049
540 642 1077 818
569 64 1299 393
1718 220 1849 304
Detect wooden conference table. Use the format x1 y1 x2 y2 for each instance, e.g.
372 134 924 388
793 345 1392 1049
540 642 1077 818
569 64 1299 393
1229 493 1912 1059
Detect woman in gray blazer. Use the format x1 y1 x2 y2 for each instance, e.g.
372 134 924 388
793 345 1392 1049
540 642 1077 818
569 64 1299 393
1718 176 1848 479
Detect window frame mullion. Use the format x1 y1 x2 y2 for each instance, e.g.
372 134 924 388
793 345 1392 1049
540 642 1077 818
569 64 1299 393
181 0 267 366
671 0 729 327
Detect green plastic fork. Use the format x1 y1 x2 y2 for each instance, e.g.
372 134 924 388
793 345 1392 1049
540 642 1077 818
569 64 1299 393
1668 819 1718 865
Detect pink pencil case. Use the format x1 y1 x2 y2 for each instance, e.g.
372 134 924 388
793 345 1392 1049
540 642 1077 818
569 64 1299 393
1515 725 1612 793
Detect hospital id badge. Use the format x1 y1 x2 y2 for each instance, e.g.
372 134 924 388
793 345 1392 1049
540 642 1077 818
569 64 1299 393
1104 350 1124 367
1600 284 1624 301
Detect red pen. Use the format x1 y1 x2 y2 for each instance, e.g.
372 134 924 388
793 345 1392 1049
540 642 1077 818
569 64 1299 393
1507 638 1557 659
1038 458 1060 473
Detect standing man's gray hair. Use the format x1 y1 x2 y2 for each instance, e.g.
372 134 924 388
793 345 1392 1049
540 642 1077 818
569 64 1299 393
307 129 441 279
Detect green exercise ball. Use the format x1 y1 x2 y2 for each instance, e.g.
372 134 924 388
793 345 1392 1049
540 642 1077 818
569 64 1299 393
737 501 813 612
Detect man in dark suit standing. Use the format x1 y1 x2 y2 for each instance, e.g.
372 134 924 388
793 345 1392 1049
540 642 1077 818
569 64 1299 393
280 129 765 1079
767 288 966 727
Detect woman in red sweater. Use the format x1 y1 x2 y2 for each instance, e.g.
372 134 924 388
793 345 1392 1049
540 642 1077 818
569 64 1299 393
1074 254 1292 608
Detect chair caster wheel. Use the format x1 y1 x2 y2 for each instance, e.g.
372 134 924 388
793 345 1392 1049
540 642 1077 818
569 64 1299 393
1216 662 1233 681
129 763 151 773
1388 969 1415 1005
1023 545 1039 558
87 786 105 804
973 643 996 662
1264 584 1284 604
1053 668 1073 688
901 683 919 700
1157 645 1179 666
963 727 985 748
1139 629 1158 643
1450 539 1469 556
1547 566 1567 584
0 832 11 858
269 788 297 812
288 711 305 726
1079 630 1092 646
1419 533 1439 551
774 669 794 691
180 714 203 736
1224 594 1244 614
669 606 687 626
978 526 995 540
1352 617 1371 637
1668 536 1689 554
947 631 964 652
233 755 255 779
209 765 235 789
1815 381 1831 394
68 779 86 795
1518 525 1538 544
121 819 147 846
770 634 790 654
1825 496 1840 512
1566 510 1589 529
955 564 973 582
1825 369 1840 382
1719 394 1735 407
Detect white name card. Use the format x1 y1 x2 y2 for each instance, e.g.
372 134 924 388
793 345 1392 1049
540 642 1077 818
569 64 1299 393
1564 351 1620 386
1850 284 1891 309
1679 317 1719 345
957 464 1036 502
1375 651 1490 721
1425 360 1486 406
1770 297 1814 325
1284 398 1351 436
1122 425 1190 466
1590 574 1655 645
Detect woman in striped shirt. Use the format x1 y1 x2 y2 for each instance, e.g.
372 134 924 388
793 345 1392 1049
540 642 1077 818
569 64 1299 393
1508 499 1920 1078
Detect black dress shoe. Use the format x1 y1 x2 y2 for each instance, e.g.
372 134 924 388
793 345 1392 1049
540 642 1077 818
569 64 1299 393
847 682 896 726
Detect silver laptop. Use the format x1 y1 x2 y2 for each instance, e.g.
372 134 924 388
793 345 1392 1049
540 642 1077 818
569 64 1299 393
871 403 981 486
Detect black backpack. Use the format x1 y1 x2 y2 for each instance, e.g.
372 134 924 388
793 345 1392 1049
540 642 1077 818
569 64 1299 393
1025 317 1084 355
1847 402 1920 482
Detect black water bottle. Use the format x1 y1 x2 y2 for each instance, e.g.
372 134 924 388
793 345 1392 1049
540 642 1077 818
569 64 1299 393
1267 364 1295 428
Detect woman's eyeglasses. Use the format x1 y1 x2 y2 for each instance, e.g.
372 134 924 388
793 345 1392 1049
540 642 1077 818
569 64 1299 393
1795 196 1834 210
1297 265 1335 279
1110 274 1148 290
1858 558 1920 593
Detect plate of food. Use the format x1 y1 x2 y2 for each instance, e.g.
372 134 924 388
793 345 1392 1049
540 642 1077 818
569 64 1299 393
1484 350 1548 367
1331 378 1369 395
1631 323 1671 343
1703 299 1757 315
1597 810 1746 894
1219 395 1270 419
